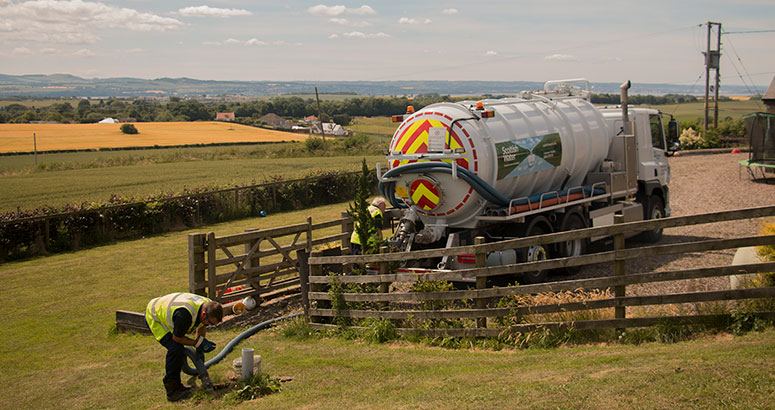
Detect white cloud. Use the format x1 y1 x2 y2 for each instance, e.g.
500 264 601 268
39 47 57 54
398 17 431 25
245 38 267 46
0 0 183 45
545 54 578 62
329 17 371 27
126 48 144 54
442 8 458 15
342 31 389 39
13 47 33 56
328 33 339 39
484 50 497 56
203 38 301 47
308 4 375 17
73 48 95 57
178 5 252 18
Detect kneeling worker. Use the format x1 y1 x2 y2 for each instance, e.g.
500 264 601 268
145 292 223 402
351 197 387 255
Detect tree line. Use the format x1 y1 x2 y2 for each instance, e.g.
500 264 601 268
0 92 708 125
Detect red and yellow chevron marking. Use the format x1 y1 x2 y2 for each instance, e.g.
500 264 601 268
391 117 469 169
410 178 440 210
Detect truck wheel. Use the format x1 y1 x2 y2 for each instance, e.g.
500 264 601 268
642 196 665 243
557 210 588 275
520 216 552 284
558 211 587 259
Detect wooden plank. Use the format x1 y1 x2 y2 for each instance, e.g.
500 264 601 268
309 287 775 320
311 218 348 230
613 215 626 321
188 233 206 295
308 311 775 337
198 242 308 270
307 235 775 281
311 233 349 247
207 232 217 299
214 223 309 248
308 205 775 265
308 262 775 302
116 310 151 335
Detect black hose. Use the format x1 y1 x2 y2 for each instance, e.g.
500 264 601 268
181 312 302 377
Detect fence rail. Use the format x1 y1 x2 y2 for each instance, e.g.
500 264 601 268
302 204 775 337
189 213 354 303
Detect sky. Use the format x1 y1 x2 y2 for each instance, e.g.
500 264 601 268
0 0 773 90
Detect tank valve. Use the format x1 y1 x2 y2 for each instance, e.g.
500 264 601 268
415 225 445 245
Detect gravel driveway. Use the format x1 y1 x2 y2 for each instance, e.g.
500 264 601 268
576 152 775 303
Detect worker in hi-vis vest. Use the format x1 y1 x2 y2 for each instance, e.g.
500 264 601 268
145 292 223 402
350 197 387 254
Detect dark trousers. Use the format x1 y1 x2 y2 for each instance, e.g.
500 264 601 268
158 332 184 382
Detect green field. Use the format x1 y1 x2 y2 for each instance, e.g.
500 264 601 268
1 203 774 409
348 116 398 137
640 99 764 124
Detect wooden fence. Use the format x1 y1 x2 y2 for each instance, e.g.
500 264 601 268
188 214 354 303
302 205 775 337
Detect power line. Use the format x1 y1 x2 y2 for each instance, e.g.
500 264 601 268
721 28 766 110
723 30 775 34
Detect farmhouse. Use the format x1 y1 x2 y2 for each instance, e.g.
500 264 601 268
258 113 293 129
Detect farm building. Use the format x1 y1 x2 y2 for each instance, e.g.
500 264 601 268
312 122 348 136
215 112 235 121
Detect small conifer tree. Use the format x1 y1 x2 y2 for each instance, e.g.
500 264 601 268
348 159 379 254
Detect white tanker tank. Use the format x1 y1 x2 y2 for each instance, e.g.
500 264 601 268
380 79 612 237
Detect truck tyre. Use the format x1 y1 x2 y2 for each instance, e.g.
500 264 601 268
520 216 552 284
556 209 588 274
642 196 665 243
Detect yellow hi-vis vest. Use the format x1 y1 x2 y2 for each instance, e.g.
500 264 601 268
350 205 383 246
145 292 211 341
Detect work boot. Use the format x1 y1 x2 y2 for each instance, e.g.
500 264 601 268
163 377 191 402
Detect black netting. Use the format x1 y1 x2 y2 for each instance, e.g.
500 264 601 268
744 113 775 164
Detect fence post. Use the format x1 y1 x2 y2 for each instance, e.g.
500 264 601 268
341 211 353 252
379 246 390 308
309 250 325 323
244 228 260 294
207 232 217 300
475 236 487 328
613 215 626 326
297 250 310 317
188 233 207 296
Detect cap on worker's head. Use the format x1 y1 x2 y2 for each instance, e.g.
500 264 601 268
371 197 387 212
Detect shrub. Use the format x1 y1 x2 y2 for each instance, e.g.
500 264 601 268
120 123 138 134
304 136 324 151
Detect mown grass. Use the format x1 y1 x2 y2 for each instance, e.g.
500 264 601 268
0 154 386 212
2 202 775 409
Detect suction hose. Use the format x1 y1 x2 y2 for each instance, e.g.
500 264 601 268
181 312 303 381
379 162 511 209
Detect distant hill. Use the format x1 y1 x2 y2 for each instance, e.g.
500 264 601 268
0 73 762 98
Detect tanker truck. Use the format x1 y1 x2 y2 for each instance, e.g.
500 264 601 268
376 79 679 282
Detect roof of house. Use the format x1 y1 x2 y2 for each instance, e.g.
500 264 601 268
763 75 775 103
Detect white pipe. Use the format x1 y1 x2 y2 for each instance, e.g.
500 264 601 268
241 348 254 381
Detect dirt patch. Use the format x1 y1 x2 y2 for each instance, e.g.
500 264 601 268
213 294 303 331
573 152 775 296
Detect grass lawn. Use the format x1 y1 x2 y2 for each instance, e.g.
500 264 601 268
0 154 385 212
1 202 775 409
0 122 305 153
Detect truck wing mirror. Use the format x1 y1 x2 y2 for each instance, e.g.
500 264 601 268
666 118 680 156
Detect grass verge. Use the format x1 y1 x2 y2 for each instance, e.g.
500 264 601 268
2 201 775 409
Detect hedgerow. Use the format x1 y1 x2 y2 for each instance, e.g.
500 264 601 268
0 169 376 262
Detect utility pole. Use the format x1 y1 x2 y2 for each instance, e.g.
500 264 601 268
703 21 722 130
315 87 325 142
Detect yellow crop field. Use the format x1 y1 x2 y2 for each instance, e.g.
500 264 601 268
0 121 306 153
